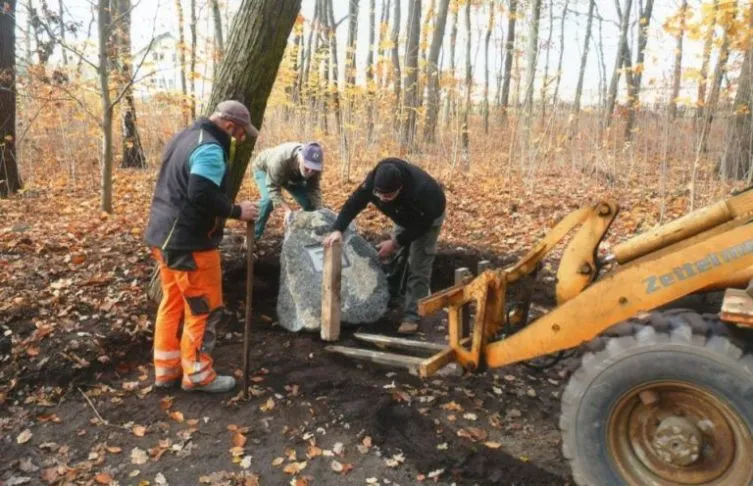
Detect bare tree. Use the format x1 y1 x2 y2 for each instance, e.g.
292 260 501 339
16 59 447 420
175 0 188 125
720 6 753 180
539 0 553 119
112 0 146 169
483 0 494 133
424 0 451 143
378 0 392 89
324 0 347 178
569 0 595 135
460 0 471 160
400 0 421 150
523 0 542 119
366 0 376 141
98 0 114 212
57 0 68 65
696 0 717 123
189 0 197 118
346 0 359 87
668 0 688 120
210 0 224 61
551 0 570 110
698 5 734 154
391 0 402 132
443 0 459 125
624 0 655 140
1 0 22 198
499 0 517 122
605 0 633 127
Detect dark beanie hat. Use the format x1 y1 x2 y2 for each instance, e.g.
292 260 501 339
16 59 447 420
374 163 402 193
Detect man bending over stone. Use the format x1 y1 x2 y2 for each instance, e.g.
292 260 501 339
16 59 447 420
251 142 324 239
323 158 446 334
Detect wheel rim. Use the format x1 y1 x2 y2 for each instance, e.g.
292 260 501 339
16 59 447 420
608 381 753 485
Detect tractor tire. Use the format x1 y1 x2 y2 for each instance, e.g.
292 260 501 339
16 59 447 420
560 310 753 486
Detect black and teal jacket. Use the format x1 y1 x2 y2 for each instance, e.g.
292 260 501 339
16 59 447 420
145 118 242 252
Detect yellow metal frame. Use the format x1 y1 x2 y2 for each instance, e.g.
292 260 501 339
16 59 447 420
418 194 753 374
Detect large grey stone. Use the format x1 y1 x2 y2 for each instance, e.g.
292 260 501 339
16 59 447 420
277 209 389 332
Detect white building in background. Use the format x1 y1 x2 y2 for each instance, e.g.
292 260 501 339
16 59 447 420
133 32 214 103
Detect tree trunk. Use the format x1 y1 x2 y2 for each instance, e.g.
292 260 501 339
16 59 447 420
443 0 459 125
0 0 22 198
523 0 542 119
460 0 471 161
539 0 553 120
391 0 402 132
624 0 654 140
210 0 224 62
302 0 320 101
423 0 450 143
499 0 516 123
175 0 189 125
483 0 493 134
113 0 147 169
400 0 421 150
206 0 302 201
189 0 197 118
346 0 359 87
324 0 347 178
595 11 607 109
550 0 569 111
699 12 733 154
569 0 594 135
668 0 688 120
720 8 753 180
366 0 376 142
98 0 114 213
57 0 69 65
418 0 435 110
378 0 391 88
696 0 717 123
151 0 301 301
604 0 633 127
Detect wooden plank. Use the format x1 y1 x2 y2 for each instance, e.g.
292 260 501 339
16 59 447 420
455 268 472 337
320 241 342 342
354 333 447 353
419 347 458 378
418 285 466 315
325 345 425 370
721 288 753 327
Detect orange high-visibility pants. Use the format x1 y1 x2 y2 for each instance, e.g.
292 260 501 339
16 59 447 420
151 248 223 388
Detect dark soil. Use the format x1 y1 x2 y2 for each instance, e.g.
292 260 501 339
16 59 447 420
1 233 572 485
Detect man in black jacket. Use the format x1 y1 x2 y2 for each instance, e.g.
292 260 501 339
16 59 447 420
323 158 446 334
145 100 258 393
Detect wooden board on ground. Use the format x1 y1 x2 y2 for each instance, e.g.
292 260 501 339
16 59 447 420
353 333 447 353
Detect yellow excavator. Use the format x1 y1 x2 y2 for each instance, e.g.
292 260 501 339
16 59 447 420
329 188 753 485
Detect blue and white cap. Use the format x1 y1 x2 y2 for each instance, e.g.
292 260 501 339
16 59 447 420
301 142 323 171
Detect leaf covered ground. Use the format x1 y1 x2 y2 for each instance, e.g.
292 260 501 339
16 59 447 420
0 164 735 485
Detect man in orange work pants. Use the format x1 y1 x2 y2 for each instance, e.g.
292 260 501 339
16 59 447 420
145 100 259 393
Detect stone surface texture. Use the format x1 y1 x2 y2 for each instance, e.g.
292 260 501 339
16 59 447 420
277 209 389 332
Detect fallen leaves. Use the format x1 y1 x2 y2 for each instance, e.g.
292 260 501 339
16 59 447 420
94 472 113 484
282 461 307 475
16 429 32 444
260 397 275 412
130 447 148 465
457 427 488 442
132 425 147 437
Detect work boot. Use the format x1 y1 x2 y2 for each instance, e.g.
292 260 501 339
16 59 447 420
397 320 420 335
154 378 181 389
182 375 236 393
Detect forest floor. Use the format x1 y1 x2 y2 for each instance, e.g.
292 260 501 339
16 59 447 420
0 164 733 485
